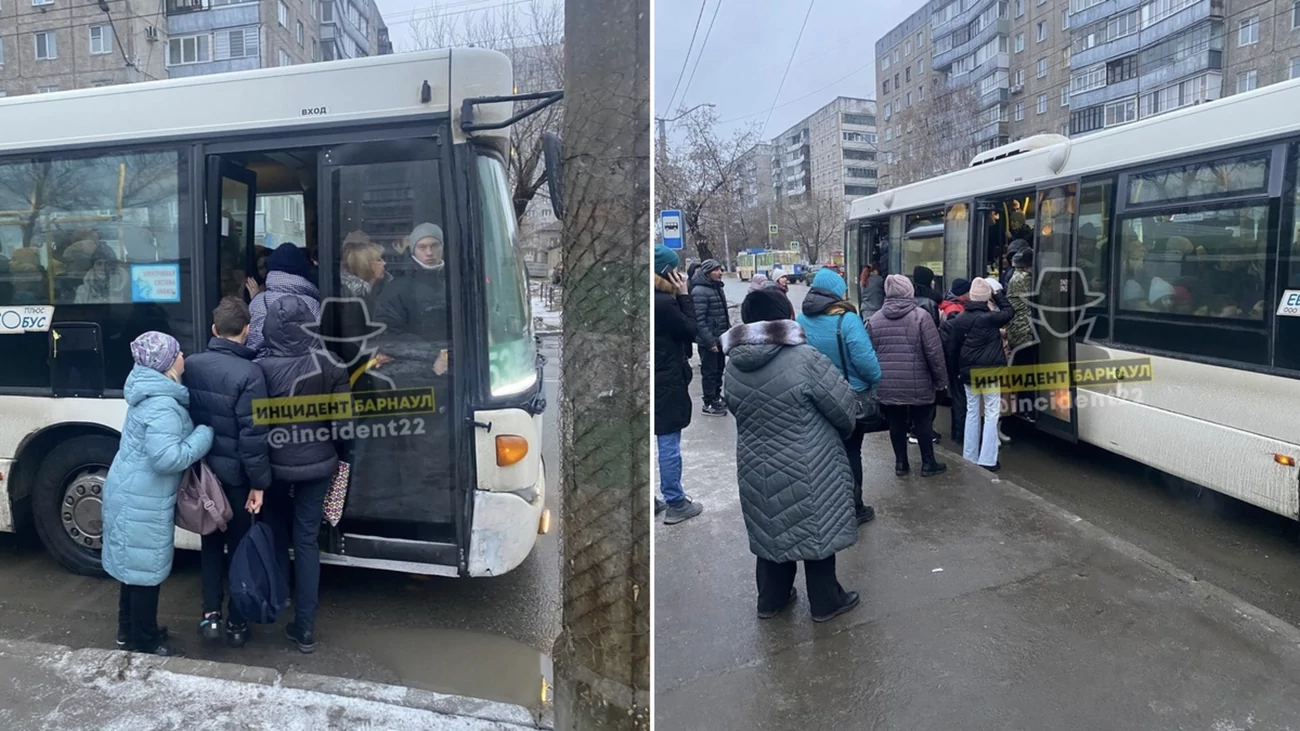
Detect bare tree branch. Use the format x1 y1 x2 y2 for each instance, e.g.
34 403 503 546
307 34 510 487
881 79 984 189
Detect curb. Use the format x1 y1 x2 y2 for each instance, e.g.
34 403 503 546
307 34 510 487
0 638 553 730
929 438 1300 648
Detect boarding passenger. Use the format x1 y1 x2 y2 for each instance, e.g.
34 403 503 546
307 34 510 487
247 243 321 356
256 296 349 654
1006 248 1035 363
653 244 704 524
181 297 271 648
103 332 213 657
866 274 948 477
796 267 882 527
948 279 1015 472
723 287 861 623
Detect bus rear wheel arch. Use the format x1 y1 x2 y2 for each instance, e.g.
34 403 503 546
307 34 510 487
29 432 117 578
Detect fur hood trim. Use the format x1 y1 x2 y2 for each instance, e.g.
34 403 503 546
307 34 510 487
653 273 677 294
721 319 805 354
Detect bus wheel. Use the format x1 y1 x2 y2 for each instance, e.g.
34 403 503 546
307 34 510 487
31 435 116 577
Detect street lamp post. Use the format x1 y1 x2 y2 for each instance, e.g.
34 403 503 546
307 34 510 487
655 102 714 167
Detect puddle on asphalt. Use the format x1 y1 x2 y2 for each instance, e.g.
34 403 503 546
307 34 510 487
332 627 552 709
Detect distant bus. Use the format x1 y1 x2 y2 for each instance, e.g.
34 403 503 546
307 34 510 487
737 250 806 282
0 48 554 579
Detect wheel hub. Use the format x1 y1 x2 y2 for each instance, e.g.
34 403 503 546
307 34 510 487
61 468 106 550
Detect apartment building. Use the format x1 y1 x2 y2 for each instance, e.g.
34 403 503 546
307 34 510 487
876 0 1073 187
770 96 878 209
736 142 775 211
0 0 388 97
0 0 168 96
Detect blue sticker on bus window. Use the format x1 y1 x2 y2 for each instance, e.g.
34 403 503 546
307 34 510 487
131 263 182 303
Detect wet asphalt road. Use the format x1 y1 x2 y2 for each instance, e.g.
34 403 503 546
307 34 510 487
0 337 562 710
723 276 1300 628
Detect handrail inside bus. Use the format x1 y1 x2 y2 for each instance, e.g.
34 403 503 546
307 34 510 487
460 90 564 133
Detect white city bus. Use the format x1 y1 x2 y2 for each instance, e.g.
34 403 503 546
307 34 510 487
847 79 1300 520
0 48 556 577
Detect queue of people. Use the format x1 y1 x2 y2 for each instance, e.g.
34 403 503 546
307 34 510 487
100 220 452 658
657 249 1034 623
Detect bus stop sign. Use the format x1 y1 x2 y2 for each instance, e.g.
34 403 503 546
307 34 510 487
789 241 800 251
660 209 684 250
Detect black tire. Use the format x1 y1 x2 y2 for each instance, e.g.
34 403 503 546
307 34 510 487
31 434 118 577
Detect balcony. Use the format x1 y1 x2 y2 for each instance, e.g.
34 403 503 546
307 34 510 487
166 0 207 14
933 18 1010 71
979 86 1009 108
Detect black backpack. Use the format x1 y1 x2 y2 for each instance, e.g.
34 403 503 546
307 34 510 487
229 517 289 624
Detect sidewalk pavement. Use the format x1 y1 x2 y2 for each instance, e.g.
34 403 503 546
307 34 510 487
654 403 1300 730
0 637 550 730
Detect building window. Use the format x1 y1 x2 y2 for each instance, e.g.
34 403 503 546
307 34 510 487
1104 97 1137 126
1238 17 1259 46
37 85 58 93
1070 64 1106 94
1107 55 1137 84
1292 57 1300 80
34 31 56 60
1070 105 1104 134
1062 9 1070 30
1015 68 1025 85
278 0 288 26
918 58 925 73
843 113 875 126
917 31 923 49
906 40 912 56
312 0 319 19
167 34 211 65
845 167 877 179
906 91 913 106
1061 86 1070 106
1037 58 1047 78
883 79 891 94
905 67 911 82
1037 21 1047 42
32 0 54 5
215 28 258 60
296 21 304 46
1015 0 1024 17
919 84 925 100
1294 1 1300 30
893 49 899 63
882 55 890 71
885 128 893 142
279 49 291 66
1037 93 1048 114
1014 103 1024 121
89 26 112 55
0 38 5 66
1237 70 1258 93
311 38 318 61
1015 33 1024 53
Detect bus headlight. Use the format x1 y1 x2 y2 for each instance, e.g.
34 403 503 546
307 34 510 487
496 435 529 466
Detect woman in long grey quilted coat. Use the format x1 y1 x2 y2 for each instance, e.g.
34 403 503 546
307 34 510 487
721 287 862 623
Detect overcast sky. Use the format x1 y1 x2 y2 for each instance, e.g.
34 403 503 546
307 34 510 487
654 0 917 141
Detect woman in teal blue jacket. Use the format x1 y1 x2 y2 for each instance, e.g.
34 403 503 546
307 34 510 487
797 267 882 526
102 331 213 657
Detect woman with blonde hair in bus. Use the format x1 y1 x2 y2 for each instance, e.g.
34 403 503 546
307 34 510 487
340 232 391 304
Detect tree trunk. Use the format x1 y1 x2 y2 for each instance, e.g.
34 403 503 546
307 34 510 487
553 0 650 729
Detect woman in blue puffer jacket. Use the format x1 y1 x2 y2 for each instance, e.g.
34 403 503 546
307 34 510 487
797 267 882 527
102 331 213 658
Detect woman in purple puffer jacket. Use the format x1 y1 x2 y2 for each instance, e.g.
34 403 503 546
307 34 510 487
866 274 949 478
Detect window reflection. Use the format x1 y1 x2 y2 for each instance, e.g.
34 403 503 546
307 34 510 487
1117 206 1268 319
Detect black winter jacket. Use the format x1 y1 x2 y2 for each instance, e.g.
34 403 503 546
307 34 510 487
948 292 1015 384
914 283 942 326
256 296 350 484
654 275 697 435
181 337 272 491
689 271 730 349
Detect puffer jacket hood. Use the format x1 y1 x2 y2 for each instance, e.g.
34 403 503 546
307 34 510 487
124 363 189 408
801 286 841 317
802 268 855 317
881 296 919 320
721 320 805 372
263 295 316 358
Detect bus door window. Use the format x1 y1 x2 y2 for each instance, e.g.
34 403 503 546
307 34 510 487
902 210 944 287
942 202 970 294
326 150 455 534
1077 179 1114 340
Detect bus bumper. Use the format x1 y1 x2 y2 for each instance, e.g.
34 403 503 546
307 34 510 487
466 464 547 577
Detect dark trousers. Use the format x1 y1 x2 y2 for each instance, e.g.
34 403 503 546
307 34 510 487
843 422 867 512
266 477 330 632
885 403 937 465
200 484 253 626
755 555 848 618
948 375 967 442
699 348 725 404
117 582 162 649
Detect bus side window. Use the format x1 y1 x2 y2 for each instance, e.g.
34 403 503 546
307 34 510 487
1077 179 1113 341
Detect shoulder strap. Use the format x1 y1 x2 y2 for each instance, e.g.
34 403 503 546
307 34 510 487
834 314 860 382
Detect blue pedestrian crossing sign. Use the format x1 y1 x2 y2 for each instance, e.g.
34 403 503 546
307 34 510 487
660 209 684 250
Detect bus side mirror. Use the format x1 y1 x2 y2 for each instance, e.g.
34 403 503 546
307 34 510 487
542 131 565 220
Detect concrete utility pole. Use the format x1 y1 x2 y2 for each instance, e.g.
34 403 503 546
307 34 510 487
553 0 649 728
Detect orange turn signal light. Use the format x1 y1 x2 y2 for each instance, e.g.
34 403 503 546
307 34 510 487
1276 454 1296 467
497 435 529 467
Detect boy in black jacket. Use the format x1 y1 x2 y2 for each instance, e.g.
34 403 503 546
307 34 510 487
181 296 271 649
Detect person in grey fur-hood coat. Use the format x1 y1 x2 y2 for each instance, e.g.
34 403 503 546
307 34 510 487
720 287 863 622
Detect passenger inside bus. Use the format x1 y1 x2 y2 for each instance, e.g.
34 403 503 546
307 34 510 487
74 243 131 305
374 223 451 379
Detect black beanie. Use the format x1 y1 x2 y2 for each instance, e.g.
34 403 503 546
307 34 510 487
741 287 794 323
267 243 310 279
950 278 971 297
